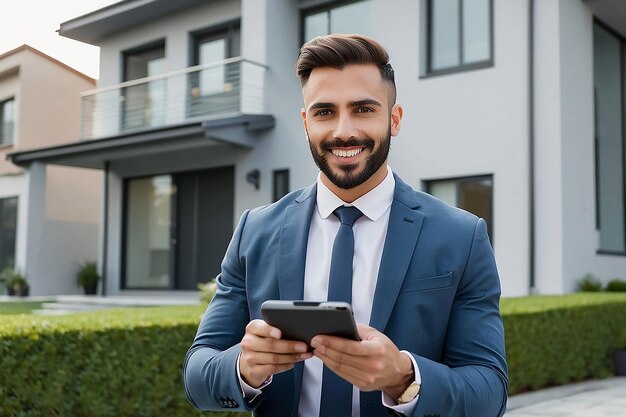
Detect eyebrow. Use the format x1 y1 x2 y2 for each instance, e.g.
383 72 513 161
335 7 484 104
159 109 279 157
307 98 383 112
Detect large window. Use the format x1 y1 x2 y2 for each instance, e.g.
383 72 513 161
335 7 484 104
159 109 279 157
188 23 241 118
0 197 17 272
302 0 373 43
422 0 493 76
425 175 493 242
594 22 626 255
0 98 15 145
122 42 166 130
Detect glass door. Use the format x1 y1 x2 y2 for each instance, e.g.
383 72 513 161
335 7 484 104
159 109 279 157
123 167 234 290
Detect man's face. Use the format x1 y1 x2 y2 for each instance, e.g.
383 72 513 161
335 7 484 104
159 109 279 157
301 64 402 190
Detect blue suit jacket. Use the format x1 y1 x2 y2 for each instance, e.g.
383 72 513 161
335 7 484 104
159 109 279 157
183 175 508 417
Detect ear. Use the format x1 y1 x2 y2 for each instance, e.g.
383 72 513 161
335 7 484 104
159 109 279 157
301 107 308 140
390 104 403 137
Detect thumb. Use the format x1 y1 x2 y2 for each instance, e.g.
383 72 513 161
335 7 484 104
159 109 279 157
357 324 380 341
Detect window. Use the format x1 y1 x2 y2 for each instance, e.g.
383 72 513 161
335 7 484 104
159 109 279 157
422 0 493 76
188 23 241 118
122 42 166 130
124 175 174 289
273 169 290 202
0 98 15 145
594 21 626 255
302 0 374 43
0 197 17 271
425 175 493 242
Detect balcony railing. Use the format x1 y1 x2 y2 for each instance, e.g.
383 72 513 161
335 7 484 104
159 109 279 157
80 57 266 140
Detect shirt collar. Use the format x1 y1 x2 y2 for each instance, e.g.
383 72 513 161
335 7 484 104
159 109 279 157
316 166 395 222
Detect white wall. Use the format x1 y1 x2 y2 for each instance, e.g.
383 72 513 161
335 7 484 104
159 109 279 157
383 0 531 296
534 0 565 294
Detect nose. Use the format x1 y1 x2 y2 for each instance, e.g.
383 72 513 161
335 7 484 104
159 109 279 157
333 112 357 141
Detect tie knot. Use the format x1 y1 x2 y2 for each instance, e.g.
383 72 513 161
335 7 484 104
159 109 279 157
333 206 363 227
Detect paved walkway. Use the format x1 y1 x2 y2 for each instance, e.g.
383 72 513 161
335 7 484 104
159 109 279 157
505 377 626 416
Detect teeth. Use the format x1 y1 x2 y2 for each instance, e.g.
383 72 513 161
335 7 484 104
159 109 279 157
332 148 362 158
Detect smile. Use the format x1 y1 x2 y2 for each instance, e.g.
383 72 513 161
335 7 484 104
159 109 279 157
331 148 364 158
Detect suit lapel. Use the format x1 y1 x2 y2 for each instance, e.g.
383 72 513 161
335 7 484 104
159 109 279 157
277 183 316 415
277 183 316 301
369 176 423 331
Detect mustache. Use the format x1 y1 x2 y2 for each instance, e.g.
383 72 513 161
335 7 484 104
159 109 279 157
321 137 375 150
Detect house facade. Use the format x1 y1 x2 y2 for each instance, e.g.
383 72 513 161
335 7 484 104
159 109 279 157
0 45 101 295
9 0 626 297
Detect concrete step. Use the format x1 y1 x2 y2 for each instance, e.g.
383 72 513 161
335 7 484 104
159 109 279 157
54 295 199 307
32 309 82 316
41 302 115 311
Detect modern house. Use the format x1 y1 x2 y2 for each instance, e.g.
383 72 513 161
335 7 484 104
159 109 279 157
8 0 626 297
0 45 101 296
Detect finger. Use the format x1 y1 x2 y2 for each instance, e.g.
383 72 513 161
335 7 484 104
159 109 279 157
251 351 313 366
242 333 309 354
314 349 373 385
311 335 378 358
315 341 385 373
356 324 379 340
246 319 282 339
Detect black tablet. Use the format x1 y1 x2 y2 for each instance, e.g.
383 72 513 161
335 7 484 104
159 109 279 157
261 300 361 349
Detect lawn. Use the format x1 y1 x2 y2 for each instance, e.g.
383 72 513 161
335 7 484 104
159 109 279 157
0 301 44 315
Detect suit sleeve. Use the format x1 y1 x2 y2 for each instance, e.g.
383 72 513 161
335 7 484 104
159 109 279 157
410 218 508 417
182 209 262 412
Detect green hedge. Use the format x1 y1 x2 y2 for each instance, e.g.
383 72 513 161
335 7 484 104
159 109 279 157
501 293 626 393
1 294 626 416
0 305 245 417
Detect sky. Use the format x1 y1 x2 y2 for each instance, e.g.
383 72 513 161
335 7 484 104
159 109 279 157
0 0 121 79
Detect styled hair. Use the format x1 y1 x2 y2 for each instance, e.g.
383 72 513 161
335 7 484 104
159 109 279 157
296 34 396 103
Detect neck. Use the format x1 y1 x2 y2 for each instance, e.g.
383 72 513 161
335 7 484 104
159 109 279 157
321 164 388 203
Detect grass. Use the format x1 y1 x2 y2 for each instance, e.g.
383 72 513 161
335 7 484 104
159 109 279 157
0 301 44 315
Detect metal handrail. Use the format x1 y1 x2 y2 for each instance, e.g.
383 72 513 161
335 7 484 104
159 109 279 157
81 57 266 96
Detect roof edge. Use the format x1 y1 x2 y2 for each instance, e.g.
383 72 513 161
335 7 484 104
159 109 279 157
0 44 95 83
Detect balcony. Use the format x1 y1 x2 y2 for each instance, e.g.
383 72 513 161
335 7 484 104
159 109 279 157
80 57 267 140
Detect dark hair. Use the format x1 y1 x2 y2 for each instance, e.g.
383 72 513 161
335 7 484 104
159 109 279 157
296 34 396 103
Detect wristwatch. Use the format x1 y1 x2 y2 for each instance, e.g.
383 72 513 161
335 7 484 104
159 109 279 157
397 381 421 404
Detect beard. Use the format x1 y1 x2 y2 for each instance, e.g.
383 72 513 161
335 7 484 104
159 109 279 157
307 125 391 190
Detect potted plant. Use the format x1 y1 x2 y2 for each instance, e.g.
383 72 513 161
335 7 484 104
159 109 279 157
615 329 626 376
76 261 100 295
1 268 29 297
198 278 218 304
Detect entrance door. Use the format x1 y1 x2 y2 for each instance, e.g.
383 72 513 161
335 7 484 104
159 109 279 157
123 166 234 290
174 166 234 289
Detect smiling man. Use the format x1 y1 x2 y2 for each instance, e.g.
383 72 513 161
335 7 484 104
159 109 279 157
183 34 508 417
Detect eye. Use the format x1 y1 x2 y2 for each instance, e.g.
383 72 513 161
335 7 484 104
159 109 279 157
313 109 333 117
355 106 374 113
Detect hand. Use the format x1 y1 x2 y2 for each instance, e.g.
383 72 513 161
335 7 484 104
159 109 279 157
310 324 414 398
239 319 313 388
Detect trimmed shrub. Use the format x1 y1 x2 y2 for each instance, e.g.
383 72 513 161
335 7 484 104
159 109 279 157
0 305 246 417
1 294 626 415
576 273 603 292
502 293 626 394
606 279 626 292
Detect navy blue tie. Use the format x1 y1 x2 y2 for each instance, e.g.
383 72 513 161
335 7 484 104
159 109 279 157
319 206 363 417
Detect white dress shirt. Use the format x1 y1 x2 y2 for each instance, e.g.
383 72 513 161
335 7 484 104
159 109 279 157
239 167 420 416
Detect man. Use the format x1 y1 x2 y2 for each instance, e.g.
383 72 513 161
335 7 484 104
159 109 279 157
183 34 508 417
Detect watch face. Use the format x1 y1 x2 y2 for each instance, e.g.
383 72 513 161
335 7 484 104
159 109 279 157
399 382 420 403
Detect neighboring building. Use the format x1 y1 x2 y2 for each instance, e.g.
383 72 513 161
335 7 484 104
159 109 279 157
0 45 101 296
8 0 626 297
